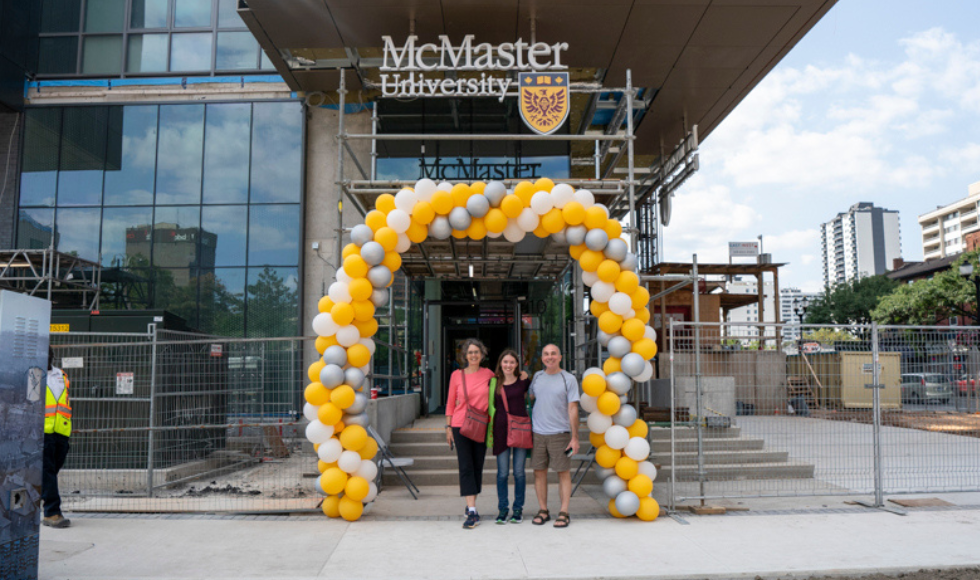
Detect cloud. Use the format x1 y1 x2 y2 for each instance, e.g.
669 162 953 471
662 177 758 263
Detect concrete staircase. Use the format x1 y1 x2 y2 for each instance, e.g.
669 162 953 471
382 424 814 487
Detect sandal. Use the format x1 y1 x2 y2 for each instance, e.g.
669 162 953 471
531 509 550 525
554 512 570 528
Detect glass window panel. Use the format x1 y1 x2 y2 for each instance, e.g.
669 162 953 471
56 207 102 262
174 0 212 27
126 34 168 73
217 0 244 28
41 0 81 33
101 207 153 267
250 102 302 203
203 103 249 203
199 267 244 336
247 204 299 266
82 36 123 74
170 32 212 71
38 37 78 75
131 0 170 29
155 104 204 204
201 205 247 266
20 109 62 207
152 205 201 269
215 32 257 70
246 266 298 337
58 107 108 206
18 208 55 250
152 268 199 329
104 106 158 205
84 0 125 32
260 50 274 70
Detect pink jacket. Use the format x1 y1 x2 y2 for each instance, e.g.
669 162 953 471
445 367 494 428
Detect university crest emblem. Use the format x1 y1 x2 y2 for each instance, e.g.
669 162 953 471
519 72 569 135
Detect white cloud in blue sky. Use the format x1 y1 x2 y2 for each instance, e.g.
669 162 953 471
663 1 980 292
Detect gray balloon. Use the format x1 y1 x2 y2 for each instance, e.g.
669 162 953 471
621 352 646 378
319 364 345 388
344 367 366 389
607 336 632 359
429 216 452 239
565 225 587 246
605 238 629 261
343 412 370 428
466 194 490 218
351 224 374 247
368 265 392 288
606 372 632 395
585 229 609 252
371 288 389 307
597 330 613 347
615 490 640 517
323 345 347 367
484 181 507 207
613 403 637 427
347 393 369 415
595 466 616 479
619 394 629 404
448 207 472 231
620 252 638 272
603 475 628 499
551 231 568 245
360 241 385 266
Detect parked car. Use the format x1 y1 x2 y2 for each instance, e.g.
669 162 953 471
900 373 952 403
954 374 978 396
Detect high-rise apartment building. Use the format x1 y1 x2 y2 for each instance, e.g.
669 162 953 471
918 181 980 260
780 287 822 341
821 203 902 287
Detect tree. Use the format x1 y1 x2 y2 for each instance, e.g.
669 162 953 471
246 267 299 337
801 328 858 343
805 275 899 325
872 250 979 325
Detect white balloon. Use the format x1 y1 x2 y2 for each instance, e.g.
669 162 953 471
306 419 333 445
583 367 604 378
312 312 338 337
609 292 632 316
595 466 616 480
603 475 628 498
620 252 638 272
573 189 595 207
338 450 362 473
603 425 630 449
591 281 615 303
395 232 411 253
624 436 651 461
414 179 436 202
587 411 613 434
503 221 525 243
637 460 658 482
364 481 379 502
371 288 389 308
551 231 568 245
386 209 411 233
517 208 539 232
597 329 614 347
314 475 326 495
328 281 351 304
335 267 352 284
317 438 343 463
358 337 376 355
487 229 503 238
394 188 418 214
582 270 599 287
337 325 360 347
303 403 319 422
644 326 657 341
530 190 554 215
347 392 369 414
355 459 378 481
636 362 654 382
580 393 598 413
551 183 574 208
437 181 453 192
359 364 371 375
615 490 640 517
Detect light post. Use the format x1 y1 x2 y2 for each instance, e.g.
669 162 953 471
959 263 980 325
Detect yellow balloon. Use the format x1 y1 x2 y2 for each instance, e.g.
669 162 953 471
317 296 335 314
358 437 379 459
636 497 660 522
315 336 330 354
615 456 639 480
334 420 345 434
318 401 343 425
584 206 607 229
407 220 428 243
636 306 651 324
501 194 523 219
485 208 508 233
431 190 453 215
321 335 340 348
609 498 626 518
305 382 331 406
347 343 371 368
321 495 342 518
321 467 347 495
569 244 585 260
561 201 585 226
317 460 332 473
344 255 368 278
331 302 355 326
514 181 536 206
632 338 657 360
339 424 368 451
349 278 373 302
331 385 356 410
342 243 360 260
451 183 471 207
628 474 653 497
605 218 623 239
355 318 379 338
375 227 398 252
412 200 435 224
451 228 467 239
471 181 486 194
597 260 621 283
352 300 375 322
382 252 402 272
533 177 554 193
589 431 606 448
627 419 649 439
541 208 565 234
365 210 386 232
590 300 609 317
621 318 645 342
632 286 651 310
615 271 639 295
375 193 396 213
345 475 370 501
594 445 622 469
582 374 607 397
467 216 487 240
578 249 603 272
597 391 621 416
598 311 624 334
533 224 550 238
603 357 622 375
308 360 325 383
338 495 364 521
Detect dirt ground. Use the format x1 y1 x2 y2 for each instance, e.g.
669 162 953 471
811 408 980 438
798 569 980 580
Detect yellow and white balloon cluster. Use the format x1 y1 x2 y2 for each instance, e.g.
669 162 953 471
305 176 659 521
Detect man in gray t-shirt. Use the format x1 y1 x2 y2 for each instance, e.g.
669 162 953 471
527 344 580 528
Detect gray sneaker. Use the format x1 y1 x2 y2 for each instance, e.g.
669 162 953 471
42 514 71 528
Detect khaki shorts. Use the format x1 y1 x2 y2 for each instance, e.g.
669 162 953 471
531 432 572 472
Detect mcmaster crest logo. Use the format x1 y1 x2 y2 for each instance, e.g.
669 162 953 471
519 72 569 135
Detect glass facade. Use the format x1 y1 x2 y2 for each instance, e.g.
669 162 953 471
17 101 305 337
37 0 275 76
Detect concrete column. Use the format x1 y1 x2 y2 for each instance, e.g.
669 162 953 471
0 111 22 249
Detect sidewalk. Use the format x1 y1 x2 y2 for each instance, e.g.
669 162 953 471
40 489 980 580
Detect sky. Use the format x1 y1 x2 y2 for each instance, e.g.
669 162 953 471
661 0 980 292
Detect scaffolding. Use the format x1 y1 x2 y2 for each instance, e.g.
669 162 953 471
0 248 101 309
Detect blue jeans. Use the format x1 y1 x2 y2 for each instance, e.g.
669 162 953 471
495 447 527 512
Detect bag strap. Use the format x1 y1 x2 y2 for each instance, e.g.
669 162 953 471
459 369 471 410
497 377 511 415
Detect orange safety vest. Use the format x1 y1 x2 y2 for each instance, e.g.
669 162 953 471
44 368 71 437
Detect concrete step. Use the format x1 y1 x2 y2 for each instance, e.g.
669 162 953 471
647 427 742 440
650 438 765 453
382 468 585 487
388 428 595 445
389 427 745 446
658 462 815 482
650 450 789 466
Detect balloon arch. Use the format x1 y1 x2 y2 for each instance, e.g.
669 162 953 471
304 178 660 522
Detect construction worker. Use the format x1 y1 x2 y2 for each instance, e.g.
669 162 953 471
42 346 72 528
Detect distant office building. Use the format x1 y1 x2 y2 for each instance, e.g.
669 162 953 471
821 202 901 287
780 287 822 341
725 278 775 341
918 181 980 260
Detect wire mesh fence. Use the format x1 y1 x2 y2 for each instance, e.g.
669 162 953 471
663 321 980 510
